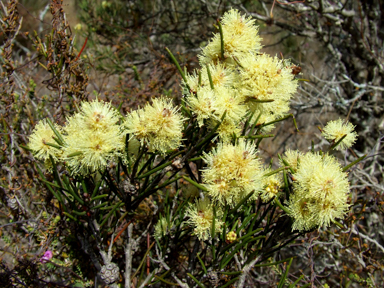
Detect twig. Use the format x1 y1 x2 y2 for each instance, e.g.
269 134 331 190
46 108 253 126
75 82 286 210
352 225 384 253
125 223 134 288
138 270 157 288
237 256 261 288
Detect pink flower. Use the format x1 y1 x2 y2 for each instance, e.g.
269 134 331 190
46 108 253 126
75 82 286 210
40 250 53 263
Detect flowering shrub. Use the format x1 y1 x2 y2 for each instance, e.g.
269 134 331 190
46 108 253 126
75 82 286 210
22 7 366 288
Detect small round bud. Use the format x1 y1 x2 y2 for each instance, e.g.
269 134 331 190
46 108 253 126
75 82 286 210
226 231 237 243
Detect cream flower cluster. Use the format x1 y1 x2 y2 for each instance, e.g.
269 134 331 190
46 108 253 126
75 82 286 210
322 118 357 150
63 100 125 175
202 140 264 206
184 9 299 139
282 151 351 231
28 100 125 175
28 98 186 175
125 97 185 154
27 8 356 245
185 139 266 241
185 198 223 241
28 119 62 162
238 54 298 131
199 9 262 65
184 9 299 240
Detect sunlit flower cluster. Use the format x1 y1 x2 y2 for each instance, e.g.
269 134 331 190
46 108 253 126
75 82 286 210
28 100 125 175
27 7 358 248
29 96 186 176
184 9 298 140
125 97 185 154
322 118 357 150
284 151 351 231
63 99 125 175
185 198 223 241
182 9 301 239
238 54 298 132
29 100 124 175
28 119 62 162
202 140 264 206
199 8 262 65
184 63 238 93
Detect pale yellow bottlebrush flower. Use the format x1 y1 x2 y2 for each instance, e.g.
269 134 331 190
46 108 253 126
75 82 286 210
187 87 218 127
63 99 122 143
61 99 125 175
77 99 121 131
287 152 351 231
63 127 125 175
154 216 170 241
279 149 304 172
304 154 350 228
213 86 247 124
307 154 350 200
208 118 242 142
186 86 246 132
185 197 223 241
293 152 335 197
28 119 62 162
288 192 350 232
199 9 262 66
202 140 263 206
287 194 318 232
125 97 185 154
184 63 239 93
313 197 350 229
322 119 357 150
238 54 297 100
238 54 298 125
124 108 149 140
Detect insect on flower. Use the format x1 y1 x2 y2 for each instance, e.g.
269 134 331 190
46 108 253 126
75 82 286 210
290 65 301 75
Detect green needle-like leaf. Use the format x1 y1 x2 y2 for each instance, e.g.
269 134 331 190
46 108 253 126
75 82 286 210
182 176 208 191
187 273 205 288
342 154 366 172
165 47 189 90
277 257 293 288
206 65 214 89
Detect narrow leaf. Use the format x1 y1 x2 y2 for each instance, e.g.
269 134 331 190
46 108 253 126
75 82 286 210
342 154 366 172
187 273 205 288
182 176 208 191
